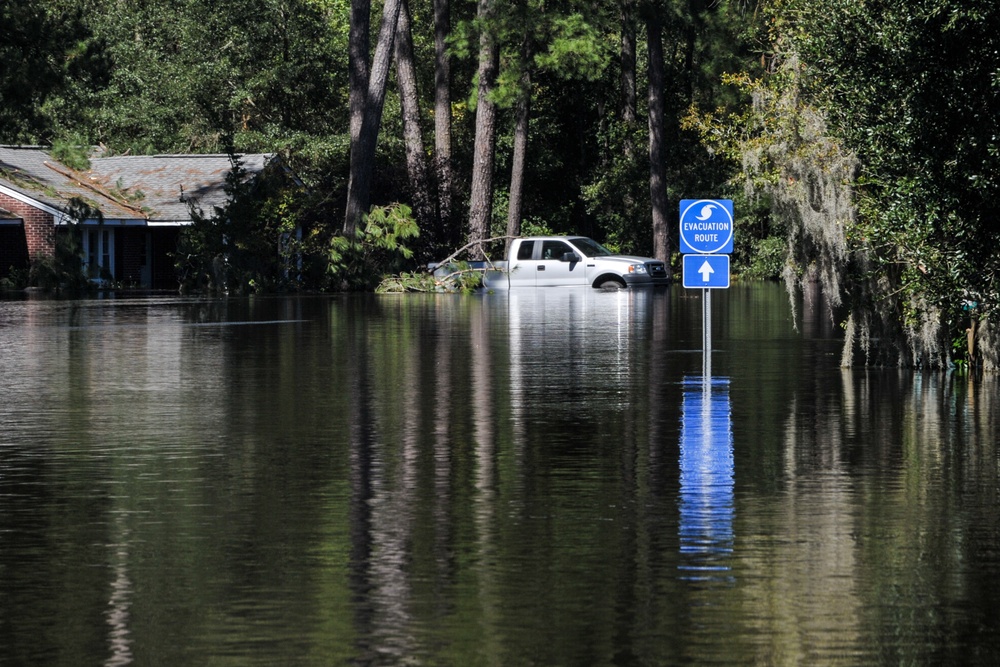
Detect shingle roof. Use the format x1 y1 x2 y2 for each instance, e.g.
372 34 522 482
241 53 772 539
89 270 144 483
0 146 274 224
0 145 141 220
89 153 272 223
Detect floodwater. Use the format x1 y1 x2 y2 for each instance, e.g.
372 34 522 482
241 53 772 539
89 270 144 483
1 285 998 666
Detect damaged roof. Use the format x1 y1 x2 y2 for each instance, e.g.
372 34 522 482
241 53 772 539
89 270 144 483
0 146 274 224
91 153 272 223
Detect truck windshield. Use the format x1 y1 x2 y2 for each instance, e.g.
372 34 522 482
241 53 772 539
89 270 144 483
571 237 614 257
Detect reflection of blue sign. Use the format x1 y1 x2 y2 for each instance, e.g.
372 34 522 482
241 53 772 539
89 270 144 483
678 376 734 581
679 199 734 254
682 254 730 289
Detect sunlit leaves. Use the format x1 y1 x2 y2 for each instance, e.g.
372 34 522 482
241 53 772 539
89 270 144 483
327 203 421 290
746 0 1000 366
533 13 611 81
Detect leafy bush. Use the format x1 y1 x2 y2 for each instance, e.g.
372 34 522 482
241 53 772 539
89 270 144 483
328 203 419 291
744 236 787 281
176 155 307 294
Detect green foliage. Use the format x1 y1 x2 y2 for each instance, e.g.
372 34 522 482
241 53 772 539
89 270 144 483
176 156 308 294
11 0 771 296
788 0 1000 367
686 0 1000 367
0 3 106 143
0 265 29 291
328 203 420 291
532 13 612 82
72 0 348 153
581 120 650 253
377 261 484 293
520 217 555 238
743 235 786 281
684 58 858 298
50 135 92 171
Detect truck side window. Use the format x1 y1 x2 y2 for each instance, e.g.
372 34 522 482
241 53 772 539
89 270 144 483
517 241 536 260
542 241 570 260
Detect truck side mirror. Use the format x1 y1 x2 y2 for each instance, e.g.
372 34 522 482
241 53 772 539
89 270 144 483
560 252 581 263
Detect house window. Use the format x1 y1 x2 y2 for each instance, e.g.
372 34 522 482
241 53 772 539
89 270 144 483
83 228 115 280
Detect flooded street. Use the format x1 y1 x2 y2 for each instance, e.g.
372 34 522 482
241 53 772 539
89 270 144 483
1 285 998 665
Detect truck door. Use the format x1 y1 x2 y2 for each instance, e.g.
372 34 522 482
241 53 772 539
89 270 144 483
507 240 537 286
535 240 588 286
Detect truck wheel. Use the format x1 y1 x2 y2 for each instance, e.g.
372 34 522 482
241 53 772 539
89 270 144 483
597 278 626 289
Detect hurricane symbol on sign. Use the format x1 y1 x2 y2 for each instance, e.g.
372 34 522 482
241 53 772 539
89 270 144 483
695 204 717 221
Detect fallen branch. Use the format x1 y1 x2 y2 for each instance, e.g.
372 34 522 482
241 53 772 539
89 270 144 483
428 235 516 272
436 266 491 282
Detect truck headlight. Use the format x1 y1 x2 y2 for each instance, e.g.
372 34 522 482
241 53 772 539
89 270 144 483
628 264 647 274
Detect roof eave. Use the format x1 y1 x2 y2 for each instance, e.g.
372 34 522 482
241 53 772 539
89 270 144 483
0 182 72 221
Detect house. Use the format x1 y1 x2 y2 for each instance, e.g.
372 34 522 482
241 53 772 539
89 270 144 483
0 146 279 289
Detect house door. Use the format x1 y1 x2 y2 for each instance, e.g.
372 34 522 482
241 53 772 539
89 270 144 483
84 228 115 282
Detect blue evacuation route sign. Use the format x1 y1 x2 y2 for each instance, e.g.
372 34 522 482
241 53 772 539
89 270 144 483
679 199 734 255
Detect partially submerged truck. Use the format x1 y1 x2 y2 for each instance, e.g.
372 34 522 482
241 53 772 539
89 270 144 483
481 236 669 289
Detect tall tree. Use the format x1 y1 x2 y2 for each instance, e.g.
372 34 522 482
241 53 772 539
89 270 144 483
503 4 612 239
467 0 501 257
344 0 404 235
620 0 637 125
505 35 533 241
348 0 371 145
433 0 454 237
646 9 670 263
691 0 1000 368
789 0 1000 368
394 0 436 231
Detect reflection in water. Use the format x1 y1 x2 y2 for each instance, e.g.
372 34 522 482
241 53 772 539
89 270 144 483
104 514 133 667
365 338 419 663
505 287 649 415
4 291 1000 665
678 376 734 580
737 366 862 664
472 300 502 666
346 317 377 664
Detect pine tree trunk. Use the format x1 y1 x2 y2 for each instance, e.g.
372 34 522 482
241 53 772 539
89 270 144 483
467 0 499 259
620 0 637 125
506 40 533 243
394 0 435 231
344 0 403 235
348 0 370 146
506 89 529 242
647 13 670 267
433 0 454 240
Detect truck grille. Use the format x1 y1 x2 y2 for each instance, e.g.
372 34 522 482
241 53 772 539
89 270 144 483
647 262 667 279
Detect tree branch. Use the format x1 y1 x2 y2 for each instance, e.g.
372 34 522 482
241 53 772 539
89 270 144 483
429 235 515 272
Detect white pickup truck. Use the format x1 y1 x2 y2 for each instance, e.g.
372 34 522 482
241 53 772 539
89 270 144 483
482 236 669 289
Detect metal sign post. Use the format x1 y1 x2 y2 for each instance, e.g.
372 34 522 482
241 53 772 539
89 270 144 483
679 199 733 377
702 288 711 378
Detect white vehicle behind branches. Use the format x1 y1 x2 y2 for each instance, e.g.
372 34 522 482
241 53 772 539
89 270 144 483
481 236 668 289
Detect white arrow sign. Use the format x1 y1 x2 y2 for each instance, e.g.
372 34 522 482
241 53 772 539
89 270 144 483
698 260 714 282
682 254 729 289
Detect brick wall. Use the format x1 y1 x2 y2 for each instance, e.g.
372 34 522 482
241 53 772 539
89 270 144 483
0 193 55 260
0 192 183 288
